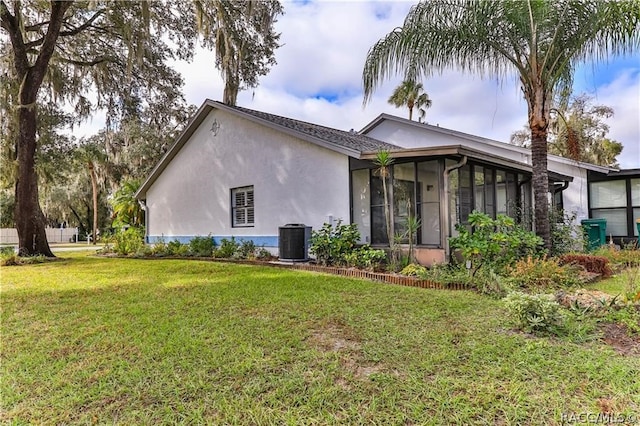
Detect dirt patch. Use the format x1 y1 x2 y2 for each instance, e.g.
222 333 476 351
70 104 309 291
307 321 386 381
600 323 640 356
307 322 361 353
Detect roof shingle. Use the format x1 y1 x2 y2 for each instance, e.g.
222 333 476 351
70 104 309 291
222 102 401 153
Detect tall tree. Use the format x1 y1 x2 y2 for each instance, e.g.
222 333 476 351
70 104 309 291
195 0 283 105
510 93 624 167
387 80 432 122
1 1 195 255
362 0 639 250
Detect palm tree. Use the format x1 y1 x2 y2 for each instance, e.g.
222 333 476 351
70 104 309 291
388 80 432 122
373 150 395 250
363 0 639 250
111 179 144 228
75 141 110 245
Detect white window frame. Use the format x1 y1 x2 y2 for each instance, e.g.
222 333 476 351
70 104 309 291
231 186 254 227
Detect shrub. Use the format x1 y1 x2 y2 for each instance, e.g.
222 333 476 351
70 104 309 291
0 246 15 256
506 256 582 291
592 245 640 268
255 246 273 260
309 221 360 266
167 240 189 256
214 237 239 258
449 212 543 274
113 227 145 256
399 263 427 277
149 237 169 256
558 254 612 277
472 267 511 297
420 263 472 288
236 240 257 259
503 291 566 335
344 245 387 270
189 235 216 257
549 210 583 256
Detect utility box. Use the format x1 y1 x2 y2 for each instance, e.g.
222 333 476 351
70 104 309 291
581 218 607 251
279 224 311 261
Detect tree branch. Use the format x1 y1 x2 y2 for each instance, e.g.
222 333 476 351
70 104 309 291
27 1 74 101
58 56 110 67
59 9 105 37
1 0 29 75
25 20 50 31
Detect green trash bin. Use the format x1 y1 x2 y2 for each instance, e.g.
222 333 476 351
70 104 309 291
636 219 640 246
581 218 607 251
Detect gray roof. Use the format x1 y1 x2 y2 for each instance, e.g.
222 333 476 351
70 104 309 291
222 102 401 153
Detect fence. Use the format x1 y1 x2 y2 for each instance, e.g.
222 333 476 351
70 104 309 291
0 228 79 245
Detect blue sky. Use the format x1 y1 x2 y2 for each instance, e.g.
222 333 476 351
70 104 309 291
83 1 640 168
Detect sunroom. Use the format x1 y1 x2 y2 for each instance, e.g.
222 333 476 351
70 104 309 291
350 146 571 265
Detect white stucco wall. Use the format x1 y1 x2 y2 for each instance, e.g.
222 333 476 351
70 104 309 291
145 109 350 246
548 159 589 221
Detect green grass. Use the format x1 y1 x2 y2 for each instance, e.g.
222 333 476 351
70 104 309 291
2 253 639 424
588 267 640 297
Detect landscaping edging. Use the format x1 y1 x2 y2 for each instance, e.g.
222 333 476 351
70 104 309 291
274 262 469 291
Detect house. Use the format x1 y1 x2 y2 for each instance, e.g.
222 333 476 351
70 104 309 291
135 100 399 252
135 100 636 265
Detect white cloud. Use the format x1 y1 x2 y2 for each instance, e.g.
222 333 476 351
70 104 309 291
592 69 640 169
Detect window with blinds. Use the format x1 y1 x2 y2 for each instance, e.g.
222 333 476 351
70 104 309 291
231 186 254 227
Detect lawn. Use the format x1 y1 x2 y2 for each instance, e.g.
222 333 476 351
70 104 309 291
2 253 639 424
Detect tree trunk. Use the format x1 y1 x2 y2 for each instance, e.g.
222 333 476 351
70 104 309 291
69 206 88 236
14 105 54 257
88 161 98 245
223 81 239 106
528 84 552 251
4 1 72 257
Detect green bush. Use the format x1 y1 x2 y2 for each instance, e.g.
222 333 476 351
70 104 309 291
255 246 273 260
421 263 509 296
449 212 543 274
472 267 511 297
150 237 169 256
344 245 387 270
309 221 360 266
166 240 189 256
189 235 216 257
503 291 567 335
214 237 239 258
399 263 427 277
549 209 583 256
113 227 145 256
420 263 474 288
506 257 582 291
236 240 257 259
